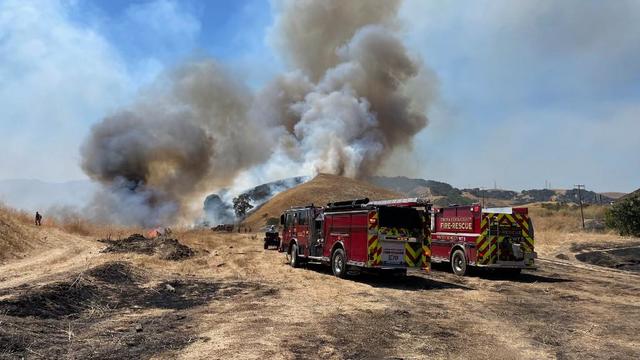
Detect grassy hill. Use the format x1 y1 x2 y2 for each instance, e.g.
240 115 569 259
0 202 131 262
242 174 401 229
0 205 35 261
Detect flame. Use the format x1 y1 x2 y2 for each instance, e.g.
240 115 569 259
147 228 161 238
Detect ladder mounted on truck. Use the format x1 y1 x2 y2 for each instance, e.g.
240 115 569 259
369 198 430 207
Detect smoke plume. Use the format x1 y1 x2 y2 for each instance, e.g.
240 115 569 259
81 0 437 226
81 60 269 226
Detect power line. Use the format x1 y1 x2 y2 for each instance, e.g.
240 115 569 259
574 184 585 229
479 186 486 207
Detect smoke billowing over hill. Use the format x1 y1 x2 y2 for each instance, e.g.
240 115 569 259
80 0 437 227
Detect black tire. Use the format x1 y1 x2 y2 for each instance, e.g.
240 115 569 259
331 248 347 278
289 243 299 268
263 241 268 250
451 249 467 276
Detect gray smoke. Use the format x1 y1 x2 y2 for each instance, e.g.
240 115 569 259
81 0 437 226
270 0 402 81
201 176 308 226
81 60 270 226
260 0 435 177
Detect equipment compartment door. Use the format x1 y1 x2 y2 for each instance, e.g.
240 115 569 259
349 213 368 262
326 214 351 258
380 241 405 266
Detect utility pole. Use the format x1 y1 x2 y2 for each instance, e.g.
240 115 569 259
479 186 486 207
575 184 585 229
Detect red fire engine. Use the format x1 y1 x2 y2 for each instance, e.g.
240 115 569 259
279 198 430 277
430 204 536 275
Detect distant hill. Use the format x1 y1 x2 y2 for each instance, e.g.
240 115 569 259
368 176 456 196
242 174 400 228
368 176 471 206
0 179 97 212
368 176 615 206
618 188 640 201
602 192 627 200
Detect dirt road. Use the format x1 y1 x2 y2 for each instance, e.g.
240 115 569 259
1 231 639 359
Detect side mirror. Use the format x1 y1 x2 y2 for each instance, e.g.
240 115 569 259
280 214 285 225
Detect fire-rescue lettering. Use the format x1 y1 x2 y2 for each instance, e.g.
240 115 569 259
440 217 472 230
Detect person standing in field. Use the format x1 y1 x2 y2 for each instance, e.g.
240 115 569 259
35 211 42 226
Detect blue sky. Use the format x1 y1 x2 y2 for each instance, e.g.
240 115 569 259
1 0 638 192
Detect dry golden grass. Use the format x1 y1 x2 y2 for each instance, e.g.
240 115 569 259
534 229 635 258
1 196 639 358
526 203 640 258
52 215 139 239
0 202 140 263
528 202 608 232
0 204 37 260
242 173 400 229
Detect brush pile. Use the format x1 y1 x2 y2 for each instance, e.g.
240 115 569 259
99 233 194 261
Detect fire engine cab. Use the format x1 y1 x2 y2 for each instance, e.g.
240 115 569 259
279 198 430 278
430 204 536 275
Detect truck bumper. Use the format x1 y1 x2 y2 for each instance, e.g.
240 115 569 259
480 252 537 269
350 261 430 272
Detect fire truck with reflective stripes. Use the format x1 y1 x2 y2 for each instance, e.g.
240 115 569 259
279 198 430 278
430 204 536 276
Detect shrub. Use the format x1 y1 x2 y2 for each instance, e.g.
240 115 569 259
605 195 640 236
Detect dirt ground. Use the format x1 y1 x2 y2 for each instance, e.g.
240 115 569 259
1 229 639 359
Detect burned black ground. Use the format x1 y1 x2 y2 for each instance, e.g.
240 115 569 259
99 234 195 261
576 248 640 272
0 261 277 359
568 241 640 273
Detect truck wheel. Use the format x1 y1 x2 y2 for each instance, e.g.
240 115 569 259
331 248 347 278
451 249 467 276
264 241 268 250
289 243 299 268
